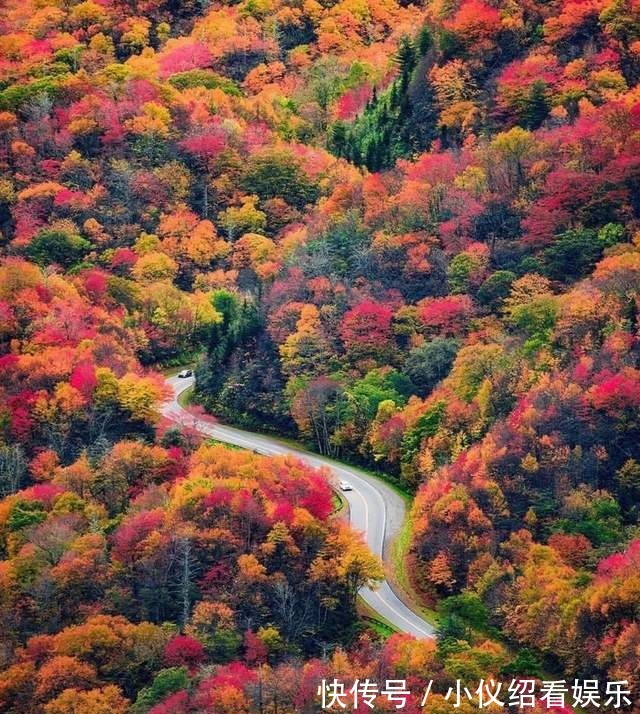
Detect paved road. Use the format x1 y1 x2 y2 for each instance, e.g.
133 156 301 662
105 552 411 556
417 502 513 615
161 374 435 639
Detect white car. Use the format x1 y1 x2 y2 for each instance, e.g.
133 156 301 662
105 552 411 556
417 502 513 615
339 480 353 491
178 369 193 378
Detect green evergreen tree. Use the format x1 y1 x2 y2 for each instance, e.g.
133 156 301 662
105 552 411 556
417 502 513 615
417 25 433 56
521 80 550 129
396 36 416 90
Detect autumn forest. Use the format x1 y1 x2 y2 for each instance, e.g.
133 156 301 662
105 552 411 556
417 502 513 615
0 0 639 710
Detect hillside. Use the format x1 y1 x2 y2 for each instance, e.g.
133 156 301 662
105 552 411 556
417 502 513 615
0 0 640 711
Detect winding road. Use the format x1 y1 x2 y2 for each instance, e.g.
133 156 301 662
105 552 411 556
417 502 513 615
161 374 435 639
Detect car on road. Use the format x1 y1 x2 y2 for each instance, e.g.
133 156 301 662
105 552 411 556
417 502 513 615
178 369 193 378
339 480 353 491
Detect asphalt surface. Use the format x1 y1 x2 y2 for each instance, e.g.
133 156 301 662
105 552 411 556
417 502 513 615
161 374 435 639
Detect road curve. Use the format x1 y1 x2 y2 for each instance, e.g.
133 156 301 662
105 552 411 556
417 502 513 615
161 374 435 639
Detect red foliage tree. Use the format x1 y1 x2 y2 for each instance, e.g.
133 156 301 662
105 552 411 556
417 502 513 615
163 635 206 672
340 301 394 359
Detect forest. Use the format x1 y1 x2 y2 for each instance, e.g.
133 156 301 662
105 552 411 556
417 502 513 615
0 0 639 710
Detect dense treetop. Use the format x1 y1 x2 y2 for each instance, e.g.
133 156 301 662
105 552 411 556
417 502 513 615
1 0 640 709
